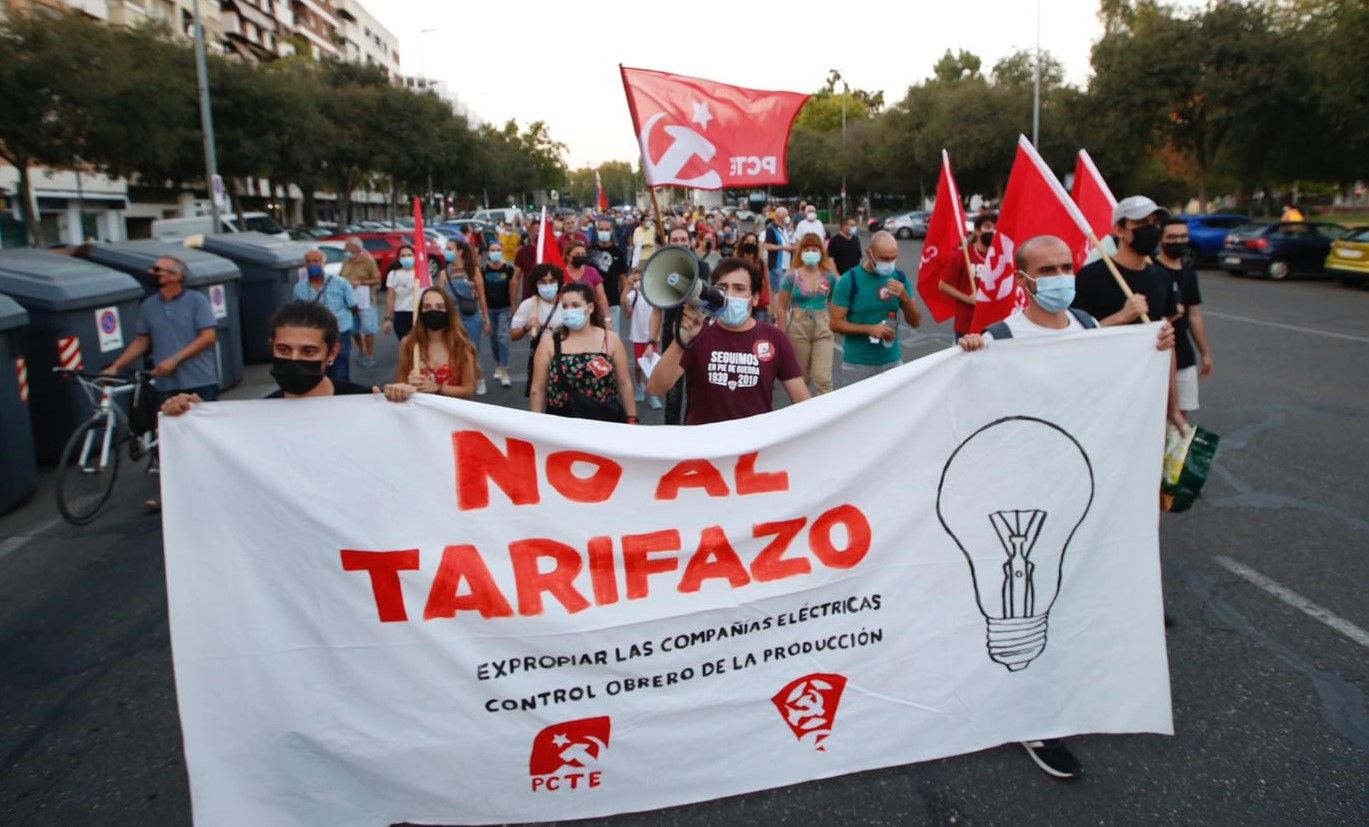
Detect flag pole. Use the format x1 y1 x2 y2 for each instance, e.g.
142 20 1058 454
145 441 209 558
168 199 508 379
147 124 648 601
1090 232 1149 323
647 187 666 246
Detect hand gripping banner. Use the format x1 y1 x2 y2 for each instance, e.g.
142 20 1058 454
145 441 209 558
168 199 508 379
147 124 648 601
161 327 1174 826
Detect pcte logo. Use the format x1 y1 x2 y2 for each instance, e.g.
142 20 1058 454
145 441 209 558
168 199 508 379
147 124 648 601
528 715 611 792
771 673 848 751
753 339 774 362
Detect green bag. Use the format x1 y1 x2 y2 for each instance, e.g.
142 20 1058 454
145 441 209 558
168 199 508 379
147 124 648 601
1161 424 1219 513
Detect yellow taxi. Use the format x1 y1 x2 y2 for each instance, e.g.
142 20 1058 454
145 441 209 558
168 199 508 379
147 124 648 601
1326 226 1369 284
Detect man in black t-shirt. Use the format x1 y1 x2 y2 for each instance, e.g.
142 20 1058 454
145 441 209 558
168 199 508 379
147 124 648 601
1155 217 1213 414
590 217 629 332
827 216 863 276
1071 195 1186 428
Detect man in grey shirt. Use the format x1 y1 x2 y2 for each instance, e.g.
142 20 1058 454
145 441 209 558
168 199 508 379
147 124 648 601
104 255 219 402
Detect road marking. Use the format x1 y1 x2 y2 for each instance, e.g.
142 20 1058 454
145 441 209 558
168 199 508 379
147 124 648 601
1202 311 1369 344
0 516 62 563
1213 555 1369 649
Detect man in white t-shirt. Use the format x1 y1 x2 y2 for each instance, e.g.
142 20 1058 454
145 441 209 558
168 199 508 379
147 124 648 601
958 235 1175 350
957 233 1175 782
792 205 826 242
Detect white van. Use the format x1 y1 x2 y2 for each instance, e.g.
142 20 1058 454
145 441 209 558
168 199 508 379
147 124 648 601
151 211 290 242
471 207 524 227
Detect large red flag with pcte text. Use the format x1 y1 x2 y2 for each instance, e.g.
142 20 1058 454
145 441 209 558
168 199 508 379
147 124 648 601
970 136 1092 331
917 150 970 324
620 66 809 189
1071 149 1117 244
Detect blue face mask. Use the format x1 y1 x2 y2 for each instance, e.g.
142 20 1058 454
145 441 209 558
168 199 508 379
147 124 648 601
537 282 559 301
444 249 457 263
562 306 588 330
342 251 355 260
306 263 324 278
720 296 751 327
399 256 415 270
1028 274 1076 312
489 251 504 264
873 260 896 277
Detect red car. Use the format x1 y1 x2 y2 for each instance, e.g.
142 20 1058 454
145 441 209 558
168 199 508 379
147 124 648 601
320 231 444 280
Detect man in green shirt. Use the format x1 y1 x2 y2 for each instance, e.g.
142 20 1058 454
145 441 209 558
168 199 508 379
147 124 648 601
829 230 923 386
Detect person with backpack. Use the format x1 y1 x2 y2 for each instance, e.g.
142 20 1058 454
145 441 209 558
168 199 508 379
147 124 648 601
829 230 923 386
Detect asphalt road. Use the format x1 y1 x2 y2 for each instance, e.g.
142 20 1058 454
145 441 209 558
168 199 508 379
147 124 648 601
2 237 1367 826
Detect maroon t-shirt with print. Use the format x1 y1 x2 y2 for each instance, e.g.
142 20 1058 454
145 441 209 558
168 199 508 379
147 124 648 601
679 320 803 425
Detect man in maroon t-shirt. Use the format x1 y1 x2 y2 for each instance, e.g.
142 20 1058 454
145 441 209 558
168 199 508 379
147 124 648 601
647 257 809 424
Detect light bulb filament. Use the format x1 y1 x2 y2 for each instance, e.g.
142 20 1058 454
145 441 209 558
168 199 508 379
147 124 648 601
990 510 1046 619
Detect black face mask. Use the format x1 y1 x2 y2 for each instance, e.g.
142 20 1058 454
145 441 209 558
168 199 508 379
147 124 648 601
978 231 994 247
570 255 588 267
1128 223 1163 257
420 309 449 331
270 357 327 395
1160 242 1188 260
739 242 759 256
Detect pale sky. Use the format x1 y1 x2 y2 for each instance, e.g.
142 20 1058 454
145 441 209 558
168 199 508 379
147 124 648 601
369 1 1183 169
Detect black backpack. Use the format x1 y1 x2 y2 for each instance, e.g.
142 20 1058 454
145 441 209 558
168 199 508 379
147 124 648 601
986 308 1097 339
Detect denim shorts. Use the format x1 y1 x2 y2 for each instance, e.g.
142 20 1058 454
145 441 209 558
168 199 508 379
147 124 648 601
356 307 379 335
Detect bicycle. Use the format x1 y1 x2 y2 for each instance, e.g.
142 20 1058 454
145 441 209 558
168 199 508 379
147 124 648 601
52 368 159 525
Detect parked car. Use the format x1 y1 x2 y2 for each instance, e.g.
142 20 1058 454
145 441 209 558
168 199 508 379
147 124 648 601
1324 226 1369 285
319 231 443 280
1180 214 1250 263
314 241 348 278
436 219 497 248
472 206 524 226
151 211 290 242
885 211 931 239
1221 221 1348 279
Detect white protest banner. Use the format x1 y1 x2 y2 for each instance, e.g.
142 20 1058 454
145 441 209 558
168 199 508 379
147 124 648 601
161 325 1174 826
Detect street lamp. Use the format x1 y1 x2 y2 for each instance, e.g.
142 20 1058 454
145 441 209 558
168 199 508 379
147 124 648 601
191 0 221 233
418 28 437 217
831 69 850 220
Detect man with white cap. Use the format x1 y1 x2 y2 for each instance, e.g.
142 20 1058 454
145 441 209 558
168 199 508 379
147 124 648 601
1071 195 1185 427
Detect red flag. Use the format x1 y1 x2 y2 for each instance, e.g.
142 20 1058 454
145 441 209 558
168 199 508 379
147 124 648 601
917 149 970 323
620 65 809 189
595 170 609 212
535 206 565 269
411 197 432 290
970 136 1092 331
1071 149 1117 242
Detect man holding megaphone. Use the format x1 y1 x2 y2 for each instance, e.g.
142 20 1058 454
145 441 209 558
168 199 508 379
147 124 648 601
644 249 809 425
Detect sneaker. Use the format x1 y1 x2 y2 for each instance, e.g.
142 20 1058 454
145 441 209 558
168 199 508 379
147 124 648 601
146 452 160 476
476 378 487 396
1021 739 1081 779
649 395 663 410
498 370 512 388
634 386 646 402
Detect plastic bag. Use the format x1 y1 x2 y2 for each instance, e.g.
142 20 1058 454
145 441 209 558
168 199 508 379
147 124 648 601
1161 423 1219 513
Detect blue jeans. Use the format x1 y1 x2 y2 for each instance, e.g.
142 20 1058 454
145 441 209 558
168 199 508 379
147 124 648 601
461 313 483 359
329 333 352 382
488 307 510 367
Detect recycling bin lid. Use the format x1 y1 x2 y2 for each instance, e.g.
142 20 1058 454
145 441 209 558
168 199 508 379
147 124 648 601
0 249 144 312
0 293 29 331
199 232 310 268
87 240 241 287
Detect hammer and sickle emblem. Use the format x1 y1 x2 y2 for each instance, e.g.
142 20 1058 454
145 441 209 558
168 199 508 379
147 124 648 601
639 112 723 189
976 234 1018 302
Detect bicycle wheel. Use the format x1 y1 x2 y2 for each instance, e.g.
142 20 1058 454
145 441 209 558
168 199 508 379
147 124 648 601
56 417 121 525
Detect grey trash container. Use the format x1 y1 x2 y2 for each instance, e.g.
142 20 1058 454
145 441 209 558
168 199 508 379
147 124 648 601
0 250 143 463
200 232 311 363
86 240 245 390
0 294 37 512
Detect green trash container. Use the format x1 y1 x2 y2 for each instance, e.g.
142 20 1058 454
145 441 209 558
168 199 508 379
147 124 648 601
0 294 37 512
200 232 311 363
0 250 143 463
85 240 245 390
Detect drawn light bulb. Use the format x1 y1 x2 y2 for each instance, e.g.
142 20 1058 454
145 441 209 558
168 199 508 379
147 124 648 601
936 416 1094 671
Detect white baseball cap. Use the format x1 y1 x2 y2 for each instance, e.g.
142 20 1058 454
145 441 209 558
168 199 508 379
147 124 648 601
1112 195 1167 224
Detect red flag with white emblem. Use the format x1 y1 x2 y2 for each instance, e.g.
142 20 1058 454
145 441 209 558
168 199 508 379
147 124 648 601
1071 149 1117 243
917 149 970 323
970 136 1093 331
619 65 809 190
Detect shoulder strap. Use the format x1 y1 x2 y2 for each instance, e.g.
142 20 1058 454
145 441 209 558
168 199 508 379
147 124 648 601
846 269 858 303
986 321 1013 340
1067 307 1098 329
553 332 562 357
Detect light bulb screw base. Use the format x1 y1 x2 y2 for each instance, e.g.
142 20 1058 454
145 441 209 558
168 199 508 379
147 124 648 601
985 614 1049 671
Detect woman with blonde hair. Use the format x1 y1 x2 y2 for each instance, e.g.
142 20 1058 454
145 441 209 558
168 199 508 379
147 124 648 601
393 287 477 399
773 232 838 394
